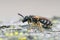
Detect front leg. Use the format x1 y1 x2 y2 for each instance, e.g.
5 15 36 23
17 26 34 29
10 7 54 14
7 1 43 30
28 20 30 24
28 20 32 30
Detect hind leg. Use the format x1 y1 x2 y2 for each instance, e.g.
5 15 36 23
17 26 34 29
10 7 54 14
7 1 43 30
37 22 43 32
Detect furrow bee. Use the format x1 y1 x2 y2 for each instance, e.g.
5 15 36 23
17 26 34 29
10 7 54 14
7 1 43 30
18 13 53 32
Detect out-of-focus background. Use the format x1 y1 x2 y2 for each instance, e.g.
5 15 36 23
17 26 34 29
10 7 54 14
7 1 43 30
0 0 60 21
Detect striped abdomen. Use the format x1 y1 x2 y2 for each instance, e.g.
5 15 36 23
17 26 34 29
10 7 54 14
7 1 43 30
39 18 52 26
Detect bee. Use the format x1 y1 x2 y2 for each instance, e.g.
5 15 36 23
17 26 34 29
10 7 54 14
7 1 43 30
18 13 53 32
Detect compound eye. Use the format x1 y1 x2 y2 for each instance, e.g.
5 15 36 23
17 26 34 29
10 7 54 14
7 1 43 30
25 16 28 19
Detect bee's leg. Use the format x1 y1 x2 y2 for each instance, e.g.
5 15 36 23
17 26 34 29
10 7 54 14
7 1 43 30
39 23 43 32
28 20 31 27
27 21 30 29
37 22 43 32
28 20 30 24
28 21 33 30
32 22 36 27
29 22 35 29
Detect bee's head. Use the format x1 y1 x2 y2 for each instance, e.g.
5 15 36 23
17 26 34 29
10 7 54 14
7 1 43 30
22 16 29 23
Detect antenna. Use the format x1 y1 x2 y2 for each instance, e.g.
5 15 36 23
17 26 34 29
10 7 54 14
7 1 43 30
18 13 24 18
